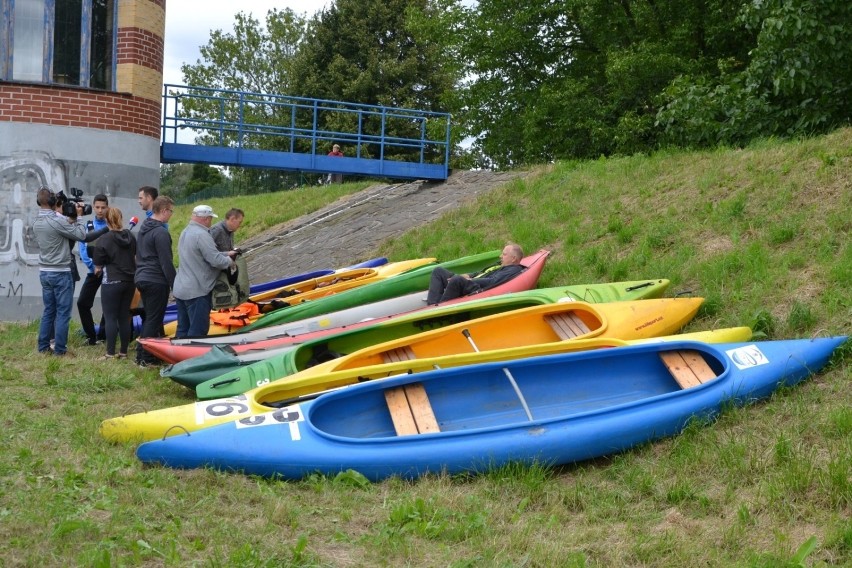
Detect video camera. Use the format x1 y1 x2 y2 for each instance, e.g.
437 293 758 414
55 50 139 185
57 188 92 217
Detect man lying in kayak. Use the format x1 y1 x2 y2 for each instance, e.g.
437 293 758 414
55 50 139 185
426 243 524 305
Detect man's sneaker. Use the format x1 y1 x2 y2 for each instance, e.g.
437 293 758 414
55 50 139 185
137 360 159 369
53 351 74 358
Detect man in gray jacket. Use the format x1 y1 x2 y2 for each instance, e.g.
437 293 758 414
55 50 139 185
33 187 107 356
173 204 238 338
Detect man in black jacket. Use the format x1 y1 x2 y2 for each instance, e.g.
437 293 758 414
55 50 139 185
133 196 176 367
426 243 525 305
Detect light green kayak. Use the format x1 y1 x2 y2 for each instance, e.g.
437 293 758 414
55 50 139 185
191 278 670 399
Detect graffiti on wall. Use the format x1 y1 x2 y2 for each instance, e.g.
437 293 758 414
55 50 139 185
0 150 129 310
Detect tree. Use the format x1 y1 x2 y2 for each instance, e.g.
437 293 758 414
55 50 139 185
412 0 754 167
184 164 227 197
657 0 852 147
178 9 308 152
159 163 194 197
289 0 457 161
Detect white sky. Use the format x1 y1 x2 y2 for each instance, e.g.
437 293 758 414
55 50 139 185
162 1 331 87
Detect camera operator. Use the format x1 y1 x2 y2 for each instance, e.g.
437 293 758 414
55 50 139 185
77 194 109 345
34 188 107 356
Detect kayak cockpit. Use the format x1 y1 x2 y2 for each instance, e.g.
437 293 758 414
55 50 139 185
308 345 726 440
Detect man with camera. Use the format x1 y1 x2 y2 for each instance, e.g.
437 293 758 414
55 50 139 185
76 193 109 345
33 187 107 356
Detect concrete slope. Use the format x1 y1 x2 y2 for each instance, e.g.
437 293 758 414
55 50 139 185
241 170 526 283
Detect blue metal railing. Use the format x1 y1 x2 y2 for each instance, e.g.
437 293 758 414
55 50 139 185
161 85 451 180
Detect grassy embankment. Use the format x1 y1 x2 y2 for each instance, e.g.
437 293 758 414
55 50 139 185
0 129 849 566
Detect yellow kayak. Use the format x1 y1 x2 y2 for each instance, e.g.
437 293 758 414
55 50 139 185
163 257 436 337
287 297 704 380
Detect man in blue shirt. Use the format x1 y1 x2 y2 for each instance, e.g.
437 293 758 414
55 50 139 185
77 194 109 344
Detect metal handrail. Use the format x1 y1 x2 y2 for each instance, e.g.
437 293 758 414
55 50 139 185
161 84 451 175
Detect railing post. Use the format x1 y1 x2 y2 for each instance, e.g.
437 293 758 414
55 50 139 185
420 118 426 164
380 108 387 174
357 111 363 158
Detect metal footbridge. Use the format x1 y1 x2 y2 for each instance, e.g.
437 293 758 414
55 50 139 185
161 85 451 181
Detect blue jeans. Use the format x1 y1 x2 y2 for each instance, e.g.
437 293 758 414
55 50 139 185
175 293 212 338
38 271 75 354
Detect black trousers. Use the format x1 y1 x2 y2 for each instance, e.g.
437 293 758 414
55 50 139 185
100 280 136 356
425 266 480 305
77 271 105 342
135 281 170 364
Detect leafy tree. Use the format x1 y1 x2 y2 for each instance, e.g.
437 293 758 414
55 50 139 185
289 0 456 162
657 0 852 147
412 0 753 167
178 9 308 152
159 163 194 197
184 164 227 197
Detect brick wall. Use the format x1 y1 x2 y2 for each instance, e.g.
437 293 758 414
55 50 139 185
0 84 161 139
117 27 164 73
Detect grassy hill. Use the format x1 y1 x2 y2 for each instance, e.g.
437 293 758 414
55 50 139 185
0 129 848 566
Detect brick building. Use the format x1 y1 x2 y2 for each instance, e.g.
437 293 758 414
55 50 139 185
0 0 165 320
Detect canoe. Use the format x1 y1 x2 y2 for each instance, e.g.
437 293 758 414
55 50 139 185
109 258 390 334
153 276 665 373
162 258 436 337
134 336 847 480
100 327 753 443
140 249 554 362
193 297 704 399
239 250 510 332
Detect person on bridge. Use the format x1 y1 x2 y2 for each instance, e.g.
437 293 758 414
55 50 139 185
425 243 525 305
327 143 344 184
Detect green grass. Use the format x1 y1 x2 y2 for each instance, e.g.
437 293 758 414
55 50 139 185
0 129 850 566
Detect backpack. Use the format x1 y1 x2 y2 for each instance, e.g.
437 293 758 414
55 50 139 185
211 255 250 309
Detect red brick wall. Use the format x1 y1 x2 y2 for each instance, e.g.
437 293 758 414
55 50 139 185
117 27 164 73
0 84 161 139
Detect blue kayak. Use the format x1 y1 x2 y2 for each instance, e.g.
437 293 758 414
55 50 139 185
136 336 846 481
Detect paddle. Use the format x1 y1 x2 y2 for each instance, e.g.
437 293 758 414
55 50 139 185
461 329 534 421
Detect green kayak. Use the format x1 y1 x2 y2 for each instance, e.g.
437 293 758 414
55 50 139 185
193 278 670 400
240 250 503 332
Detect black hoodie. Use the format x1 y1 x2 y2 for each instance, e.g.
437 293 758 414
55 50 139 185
92 229 137 283
134 217 177 288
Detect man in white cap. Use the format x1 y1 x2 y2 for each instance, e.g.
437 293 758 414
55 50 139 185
172 205 238 337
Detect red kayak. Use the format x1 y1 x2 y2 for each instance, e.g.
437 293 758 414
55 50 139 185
140 250 550 364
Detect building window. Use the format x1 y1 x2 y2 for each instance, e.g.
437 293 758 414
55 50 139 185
2 0 115 89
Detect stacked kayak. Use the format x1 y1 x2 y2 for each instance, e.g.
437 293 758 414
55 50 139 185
141 249 555 363
163 257 436 337
193 297 705 399
157 278 670 382
134 336 847 480
239 250 512 332
100 327 753 443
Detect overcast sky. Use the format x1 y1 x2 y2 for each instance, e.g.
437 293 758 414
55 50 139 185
162 1 330 87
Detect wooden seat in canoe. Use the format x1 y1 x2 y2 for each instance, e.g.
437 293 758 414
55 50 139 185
546 312 592 340
385 383 440 436
660 350 717 389
382 346 416 364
